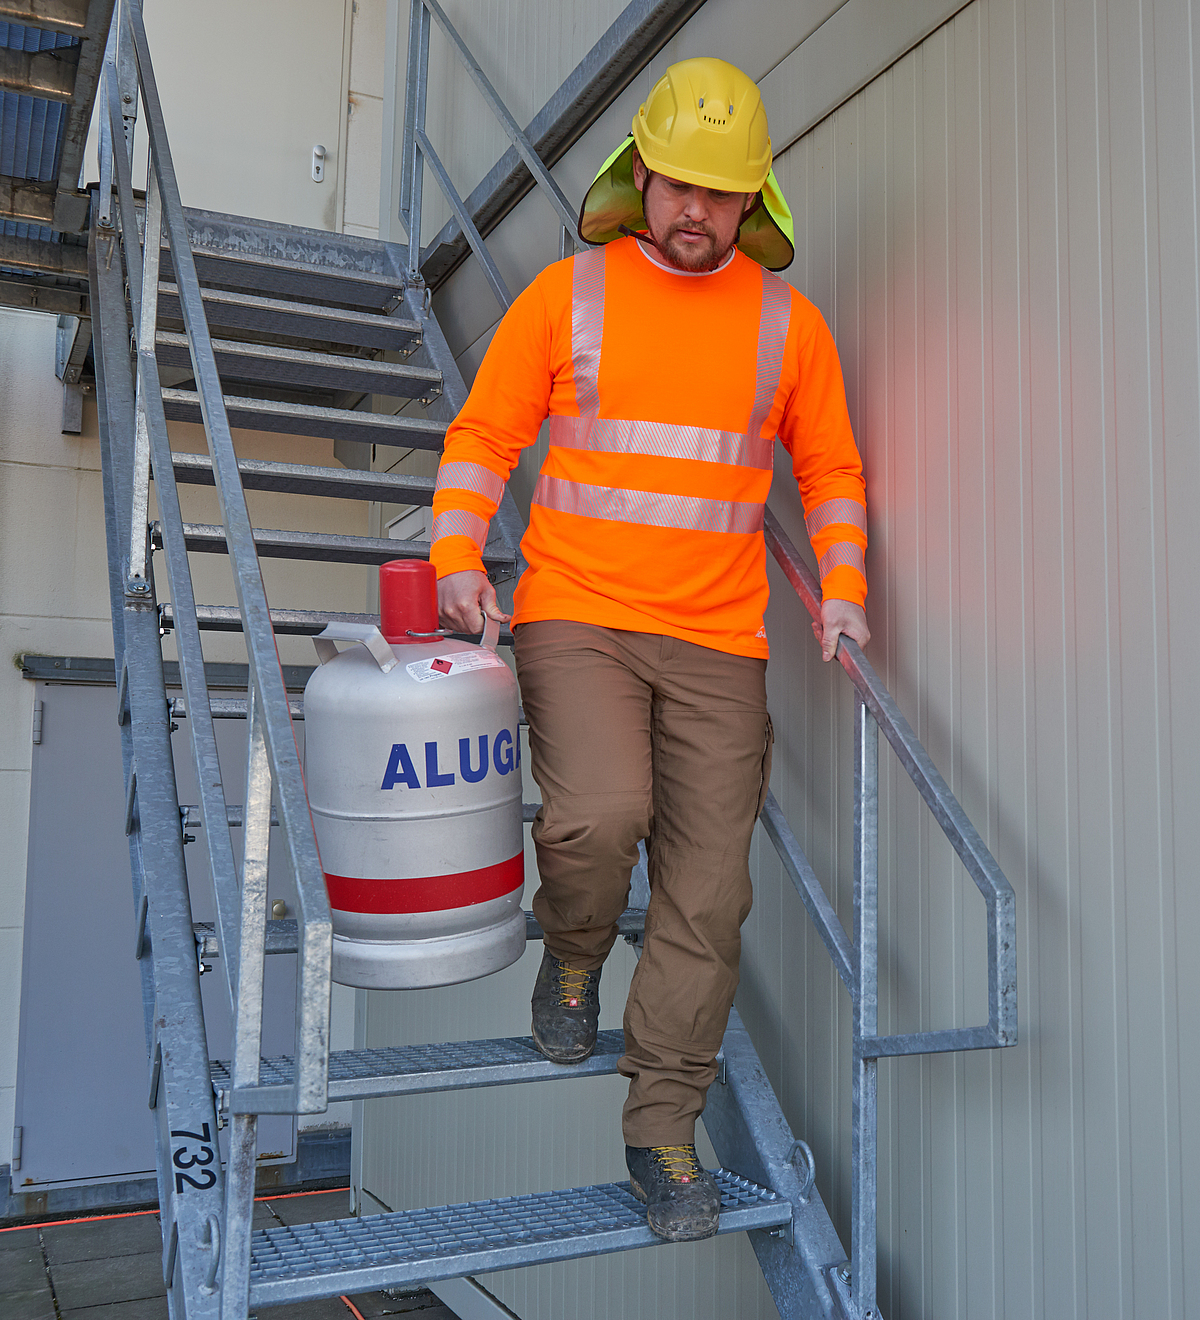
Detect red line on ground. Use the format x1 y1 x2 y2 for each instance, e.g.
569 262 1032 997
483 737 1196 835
0 1185 352 1232
0 1207 158 1233
341 1296 369 1320
256 1186 351 1202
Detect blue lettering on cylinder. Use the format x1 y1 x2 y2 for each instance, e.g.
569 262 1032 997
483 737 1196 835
381 743 420 790
493 728 515 775
425 740 455 787
459 735 489 784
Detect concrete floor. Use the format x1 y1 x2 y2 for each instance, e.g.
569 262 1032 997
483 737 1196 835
0 1189 461 1319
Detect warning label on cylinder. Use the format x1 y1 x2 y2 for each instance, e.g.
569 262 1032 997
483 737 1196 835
406 651 508 683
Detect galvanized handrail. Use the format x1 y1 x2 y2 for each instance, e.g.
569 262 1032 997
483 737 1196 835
400 0 578 301
105 0 332 1131
761 505 1017 1318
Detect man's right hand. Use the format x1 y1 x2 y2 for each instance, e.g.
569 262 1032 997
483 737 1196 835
437 569 511 635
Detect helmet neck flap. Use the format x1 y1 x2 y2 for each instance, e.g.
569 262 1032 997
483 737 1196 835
576 136 795 272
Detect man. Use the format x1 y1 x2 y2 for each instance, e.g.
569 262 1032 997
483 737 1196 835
431 57 868 1242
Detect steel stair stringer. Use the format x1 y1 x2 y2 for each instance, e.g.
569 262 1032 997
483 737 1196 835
91 211 225 1320
702 1007 852 1320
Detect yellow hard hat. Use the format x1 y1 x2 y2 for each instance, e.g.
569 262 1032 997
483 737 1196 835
632 57 772 194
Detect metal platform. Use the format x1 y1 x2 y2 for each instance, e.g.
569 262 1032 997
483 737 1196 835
212 1031 628 1104
248 1171 791 1307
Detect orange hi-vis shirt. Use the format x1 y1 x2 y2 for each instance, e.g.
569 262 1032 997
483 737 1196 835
430 236 867 659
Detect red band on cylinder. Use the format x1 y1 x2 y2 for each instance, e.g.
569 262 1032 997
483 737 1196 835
325 853 524 914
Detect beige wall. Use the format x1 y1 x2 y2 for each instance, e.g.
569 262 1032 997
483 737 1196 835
360 1 1200 1317
1 0 389 1156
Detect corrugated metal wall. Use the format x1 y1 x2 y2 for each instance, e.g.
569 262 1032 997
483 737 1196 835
360 2 1199 1316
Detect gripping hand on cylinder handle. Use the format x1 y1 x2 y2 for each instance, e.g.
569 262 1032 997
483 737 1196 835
814 598 869 662
438 569 511 635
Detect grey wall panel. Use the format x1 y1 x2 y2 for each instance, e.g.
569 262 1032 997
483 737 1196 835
364 1 1200 1316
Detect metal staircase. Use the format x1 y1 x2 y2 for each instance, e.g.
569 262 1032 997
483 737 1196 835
87 2 1018 1318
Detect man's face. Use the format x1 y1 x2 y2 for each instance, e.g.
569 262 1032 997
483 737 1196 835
632 150 754 272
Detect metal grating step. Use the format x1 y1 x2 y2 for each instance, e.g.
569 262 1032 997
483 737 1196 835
155 332 442 401
170 451 435 504
211 1031 627 1103
161 243 406 309
248 1172 789 1306
157 281 422 352
156 521 515 570
159 603 517 646
160 388 448 450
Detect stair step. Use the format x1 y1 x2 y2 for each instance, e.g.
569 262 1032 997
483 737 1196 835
155 332 442 401
170 451 435 504
158 281 422 352
248 1172 788 1306
161 603 375 635
212 1031 627 1103
193 906 642 962
161 243 406 309
157 521 514 569
160 388 447 451
159 603 516 646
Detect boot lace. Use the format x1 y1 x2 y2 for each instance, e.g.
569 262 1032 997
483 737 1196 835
556 962 593 1008
650 1145 703 1185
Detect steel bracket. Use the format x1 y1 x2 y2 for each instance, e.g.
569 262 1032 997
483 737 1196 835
828 1261 880 1320
134 892 149 959
147 1039 162 1109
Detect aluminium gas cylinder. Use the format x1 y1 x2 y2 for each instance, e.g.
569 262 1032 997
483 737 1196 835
303 560 524 989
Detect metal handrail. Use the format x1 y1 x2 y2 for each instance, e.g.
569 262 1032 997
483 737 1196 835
760 506 1017 1317
763 507 1017 1051
106 0 332 1128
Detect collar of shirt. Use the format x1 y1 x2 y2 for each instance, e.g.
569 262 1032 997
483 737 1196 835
634 234 737 277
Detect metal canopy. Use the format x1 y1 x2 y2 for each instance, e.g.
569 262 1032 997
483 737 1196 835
0 0 114 318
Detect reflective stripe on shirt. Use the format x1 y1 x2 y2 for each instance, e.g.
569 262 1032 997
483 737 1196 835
435 461 507 506
432 508 490 547
818 541 866 578
805 497 867 537
532 474 766 535
534 248 792 533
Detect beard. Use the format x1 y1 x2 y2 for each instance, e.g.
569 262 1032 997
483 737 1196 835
648 217 736 272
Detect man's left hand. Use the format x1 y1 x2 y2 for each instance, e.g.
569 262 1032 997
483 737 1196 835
813 599 869 662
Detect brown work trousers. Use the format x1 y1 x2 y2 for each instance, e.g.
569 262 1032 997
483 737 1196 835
514 620 772 1148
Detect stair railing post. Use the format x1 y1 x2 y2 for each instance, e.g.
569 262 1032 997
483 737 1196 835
127 163 161 595
220 683 272 1317
96 16 118 231
851 695 880 1319
115 0 140 161
405 0 430 279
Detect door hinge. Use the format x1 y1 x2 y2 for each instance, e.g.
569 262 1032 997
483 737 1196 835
31 700 43 746
11 1125 22 1171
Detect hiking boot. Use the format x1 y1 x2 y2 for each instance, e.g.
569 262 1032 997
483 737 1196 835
530 949 600 1063
626 1144 721 1242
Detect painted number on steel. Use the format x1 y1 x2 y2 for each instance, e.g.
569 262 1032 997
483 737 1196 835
170 1124 216 1193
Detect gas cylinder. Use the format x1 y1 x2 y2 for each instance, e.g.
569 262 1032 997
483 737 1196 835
303 560 525 989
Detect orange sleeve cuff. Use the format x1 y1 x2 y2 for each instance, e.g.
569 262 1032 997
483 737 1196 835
429 536 486 580
820 563 867 609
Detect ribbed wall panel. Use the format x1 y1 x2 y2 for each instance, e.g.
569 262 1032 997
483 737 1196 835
362 2 1199 1316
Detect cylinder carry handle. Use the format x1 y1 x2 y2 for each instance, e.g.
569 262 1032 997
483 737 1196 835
480 613 500 651
313 622 398 673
